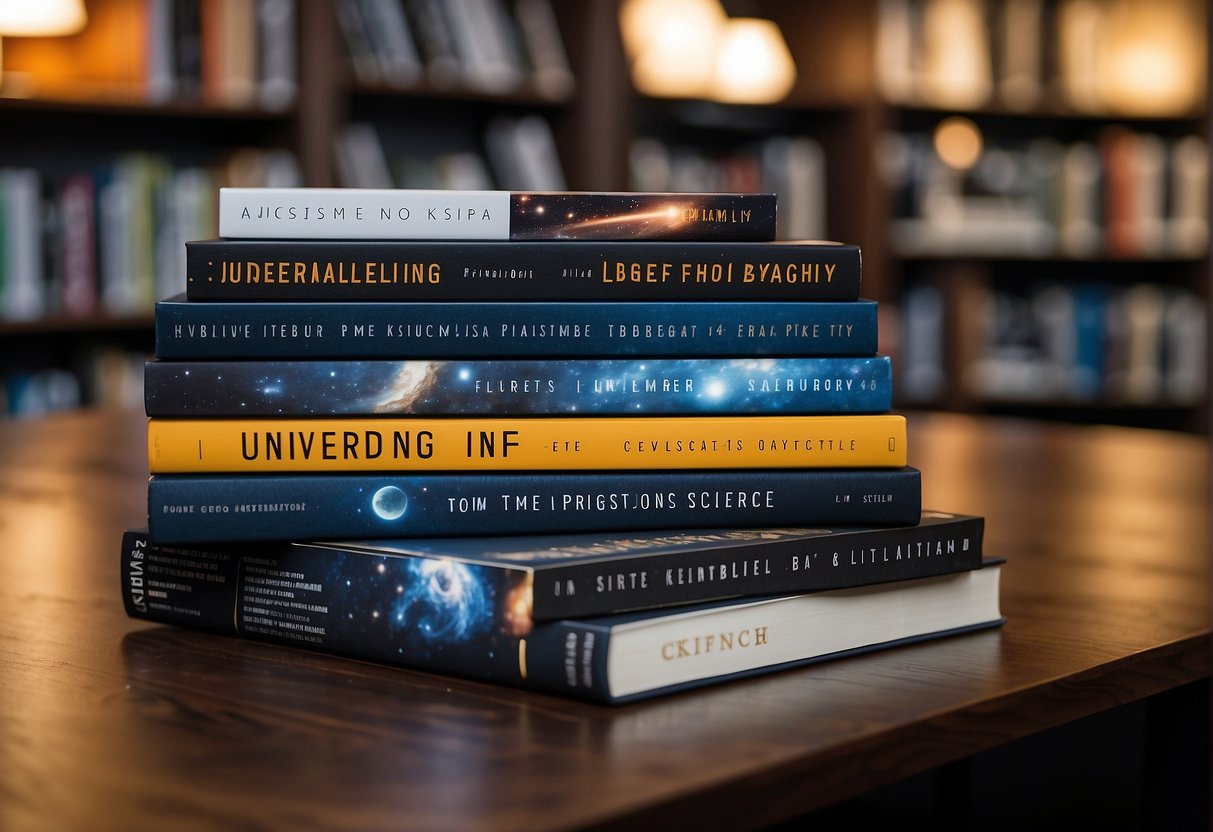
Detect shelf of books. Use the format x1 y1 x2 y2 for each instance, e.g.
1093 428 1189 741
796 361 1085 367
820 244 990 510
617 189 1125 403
125 182 1001 704
0 0 1206 433
873 0 1209 432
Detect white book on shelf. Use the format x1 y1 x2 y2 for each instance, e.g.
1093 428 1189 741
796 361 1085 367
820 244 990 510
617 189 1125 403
1121 283 1165 403
1 168 45 322
1163 291 1206 404
1168 135 1209 257
258 0 298 109
146 0 176 103
1058 141 1101 256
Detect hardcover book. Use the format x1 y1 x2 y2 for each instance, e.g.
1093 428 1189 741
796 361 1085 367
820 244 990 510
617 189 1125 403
153 296 880 359
217 187 778 241
120 528 1003 705
143 356 893 416
145 414 909 473
183 238 861 302
147 467 924 543
140 511 984 620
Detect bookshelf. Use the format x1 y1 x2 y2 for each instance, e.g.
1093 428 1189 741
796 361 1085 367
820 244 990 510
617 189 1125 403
0 0 1206 431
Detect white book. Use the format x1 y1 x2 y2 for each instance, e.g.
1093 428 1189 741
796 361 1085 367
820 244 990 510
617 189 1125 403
1 169 45 321
218 187 778 240
1168 135 1209 256
257 0 298 110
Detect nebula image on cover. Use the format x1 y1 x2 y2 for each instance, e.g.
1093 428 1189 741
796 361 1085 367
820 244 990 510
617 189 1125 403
507 192 776 240
295 551 533 676
144 357 890 416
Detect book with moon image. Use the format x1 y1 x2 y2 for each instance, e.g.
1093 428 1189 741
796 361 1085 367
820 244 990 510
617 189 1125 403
143 356 893 416
146 466 923 544
120 527 1002 704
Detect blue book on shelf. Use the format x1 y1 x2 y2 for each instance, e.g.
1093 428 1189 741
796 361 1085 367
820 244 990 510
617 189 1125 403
144 356 893 416
153 296 880 359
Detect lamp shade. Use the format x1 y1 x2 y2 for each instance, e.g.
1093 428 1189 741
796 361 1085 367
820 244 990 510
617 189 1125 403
711 17 797 104
0 0 87 36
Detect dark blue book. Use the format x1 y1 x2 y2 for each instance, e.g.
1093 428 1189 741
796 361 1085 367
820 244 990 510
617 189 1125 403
139 511 984 620
147 467 923 544
184 238 860 301
121 528 1003 704
143 356 893 416
153 296 879 359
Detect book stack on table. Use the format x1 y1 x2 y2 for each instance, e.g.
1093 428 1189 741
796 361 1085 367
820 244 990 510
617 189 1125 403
123 187 1002 704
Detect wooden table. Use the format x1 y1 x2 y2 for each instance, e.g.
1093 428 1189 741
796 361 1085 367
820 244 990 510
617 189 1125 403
0 409 1208 831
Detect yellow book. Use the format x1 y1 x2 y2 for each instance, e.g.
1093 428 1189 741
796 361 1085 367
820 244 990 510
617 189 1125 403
147 415 907 473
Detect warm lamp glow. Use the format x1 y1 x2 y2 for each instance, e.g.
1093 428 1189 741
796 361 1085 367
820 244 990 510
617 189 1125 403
623 0 726 98
0 0 87 35
711 18 796 104
933 117 984 170
1096 0 1205 115
918 0 992 108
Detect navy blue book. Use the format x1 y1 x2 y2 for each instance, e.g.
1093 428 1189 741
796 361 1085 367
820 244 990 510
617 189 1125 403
184 238 861 301
147 467 923 544
153 296 879 359
121 528 1003 704
138 511 983 620
144 356 893 416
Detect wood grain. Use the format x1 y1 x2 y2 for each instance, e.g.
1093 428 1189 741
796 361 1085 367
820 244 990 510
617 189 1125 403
0 409 1207 831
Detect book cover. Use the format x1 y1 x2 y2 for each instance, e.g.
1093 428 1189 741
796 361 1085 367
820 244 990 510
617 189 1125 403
146 414 909 473
147 466 924 543
154 295 879 359
175 511 981 620
121 529 1003 704
184 237 860 302
144 356 893 416
217 188 778 241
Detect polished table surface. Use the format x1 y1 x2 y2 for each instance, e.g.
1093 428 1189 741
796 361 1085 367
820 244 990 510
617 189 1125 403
0 409 1208 831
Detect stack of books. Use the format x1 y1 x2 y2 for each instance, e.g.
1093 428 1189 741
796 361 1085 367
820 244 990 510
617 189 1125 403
123 187 1002 704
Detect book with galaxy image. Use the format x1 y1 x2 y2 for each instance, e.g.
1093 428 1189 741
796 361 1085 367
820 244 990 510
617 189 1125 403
146 414 908 473
143 511 983 620
146 466 923 544
143 356 893 417
153 296 879 359
217 188 778 241
183 238 860 302
120 528 1003 704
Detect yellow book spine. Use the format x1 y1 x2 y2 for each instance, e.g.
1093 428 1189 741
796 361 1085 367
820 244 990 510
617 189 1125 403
147 415 908 473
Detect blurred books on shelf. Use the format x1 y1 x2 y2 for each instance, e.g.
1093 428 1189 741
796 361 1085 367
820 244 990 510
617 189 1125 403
880 127 1208 259
1 0 298 109
629 136 826 241
876 0 1206 115
899 279 1207 408
0 149 300 323
334 118 565 190
336 0 574 98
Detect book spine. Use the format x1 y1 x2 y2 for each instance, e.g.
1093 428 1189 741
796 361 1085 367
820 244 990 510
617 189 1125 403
217 188 777 241
154 298 879 359
144 356 893 416
528 514 984 619
185 238 858 301
146 414 908 473
120 529 616 701
147 467 923 543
